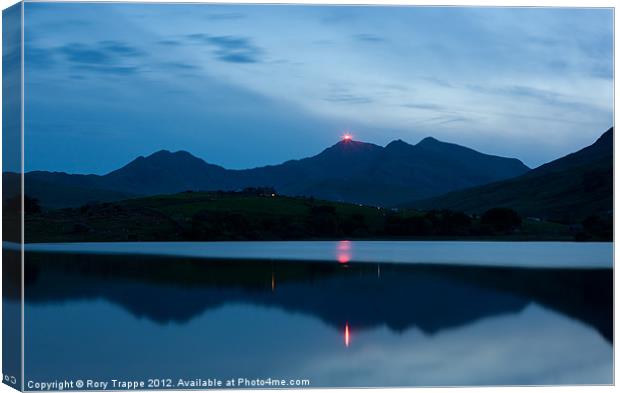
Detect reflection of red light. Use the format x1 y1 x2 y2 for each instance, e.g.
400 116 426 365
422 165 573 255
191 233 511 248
338 240 351 250
337 240 352 264
345 322 350 347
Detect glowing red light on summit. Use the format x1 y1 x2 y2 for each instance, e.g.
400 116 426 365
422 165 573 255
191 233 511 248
342 134 353 141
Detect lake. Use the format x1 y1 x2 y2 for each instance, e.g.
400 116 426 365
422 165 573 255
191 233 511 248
6 241 614 388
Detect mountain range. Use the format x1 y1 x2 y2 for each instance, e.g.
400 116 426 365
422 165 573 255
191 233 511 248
412 128 613 222
6 136 531 209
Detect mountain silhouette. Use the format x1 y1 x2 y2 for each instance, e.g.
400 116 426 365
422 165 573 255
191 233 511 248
411 128 613 222
13 251 611 343
104 150 231 195
10 136 529 209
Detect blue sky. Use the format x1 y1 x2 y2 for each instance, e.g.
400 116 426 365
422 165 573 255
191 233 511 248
23 3 613 174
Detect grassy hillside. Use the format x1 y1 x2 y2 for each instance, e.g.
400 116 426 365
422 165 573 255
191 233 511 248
22 190 573 243
413 159 611 222
411 128 613 224
3 172 136 209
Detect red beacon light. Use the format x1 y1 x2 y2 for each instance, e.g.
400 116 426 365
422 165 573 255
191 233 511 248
342 133 353 142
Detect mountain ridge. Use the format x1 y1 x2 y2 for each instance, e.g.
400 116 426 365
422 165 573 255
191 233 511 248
7 135 532 209
410 128 613 223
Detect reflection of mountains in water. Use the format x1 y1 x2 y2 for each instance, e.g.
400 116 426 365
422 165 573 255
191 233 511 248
13 251 612 343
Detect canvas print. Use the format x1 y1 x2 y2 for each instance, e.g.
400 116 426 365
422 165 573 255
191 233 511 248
2 2 614 390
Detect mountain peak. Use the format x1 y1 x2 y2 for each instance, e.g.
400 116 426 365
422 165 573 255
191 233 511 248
418 136 441 145
335 139 362 146
385 139 412 150
313 139 383 165
150 149 172 156
106 149 223 180
597 127 613 145
148 149 195 158
330 139 380 150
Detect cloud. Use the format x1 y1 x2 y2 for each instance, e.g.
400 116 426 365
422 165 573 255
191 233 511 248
207 35 254 50
488 85 560 102
466 84 590 110
433 115 472 126
589 62 613 80
21 3 613 171
158 62 199 71
319 9 357 25
58 40 144 65
353 33 386 43
187 34 263 64
205 12 245 21
547 59 568 72
25 46 56 68
325 93 373 104
216 53 259 64
421 77 455 89
186 33 209 41
410 114 473 127
322 82 375 104
71 64 140 75
26 18 91 36
59 43 113 64
402 103 444 111
312 39 334 46
525 35 564 48
157 40 182 46
27 40 148 77
209 36 262 63
98 40 144 57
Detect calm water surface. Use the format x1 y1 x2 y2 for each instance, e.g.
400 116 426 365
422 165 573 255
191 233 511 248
22 240 613 268
7 241 613 387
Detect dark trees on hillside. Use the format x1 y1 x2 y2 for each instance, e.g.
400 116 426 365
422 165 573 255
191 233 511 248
575 214 613 241
3 194 42 214
308 205 339 236
191 210 259 240
384 210 472 237
188 203 371 240
480 208 522 233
